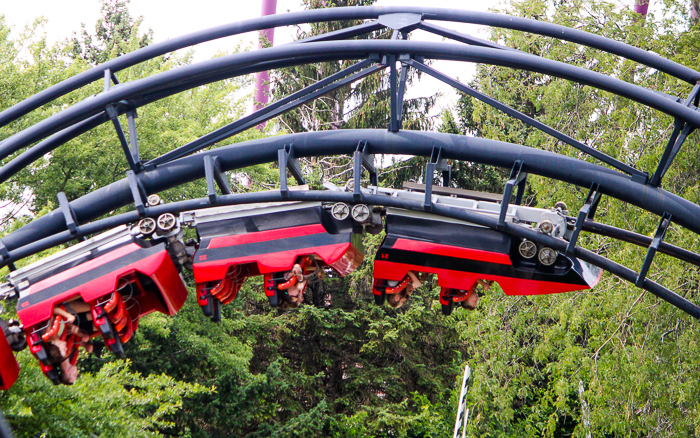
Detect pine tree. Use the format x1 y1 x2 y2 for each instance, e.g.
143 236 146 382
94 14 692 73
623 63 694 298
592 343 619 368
270 0 436 134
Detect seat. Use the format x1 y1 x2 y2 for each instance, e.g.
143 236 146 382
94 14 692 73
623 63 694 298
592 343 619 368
15 238 188 384
192 203 364 319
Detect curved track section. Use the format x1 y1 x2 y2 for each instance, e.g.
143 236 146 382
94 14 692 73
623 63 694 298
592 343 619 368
1 7 700 322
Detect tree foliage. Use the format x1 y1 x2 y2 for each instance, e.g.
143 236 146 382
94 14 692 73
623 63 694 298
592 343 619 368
70 0 153 65
441 0 700 436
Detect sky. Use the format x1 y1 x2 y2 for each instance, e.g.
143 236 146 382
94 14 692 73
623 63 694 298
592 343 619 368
0 0 505 113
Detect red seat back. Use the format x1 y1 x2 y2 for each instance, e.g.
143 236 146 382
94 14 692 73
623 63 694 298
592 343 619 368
0 331 19 391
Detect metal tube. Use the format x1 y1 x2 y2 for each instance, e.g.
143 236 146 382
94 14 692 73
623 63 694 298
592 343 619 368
2 40 700 169
1 6 698 130
4 129 700 256
254 0 277 112
633 0 650 16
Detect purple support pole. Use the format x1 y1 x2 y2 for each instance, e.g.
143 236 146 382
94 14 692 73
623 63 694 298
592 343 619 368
633 0 650 16
254 0 278 113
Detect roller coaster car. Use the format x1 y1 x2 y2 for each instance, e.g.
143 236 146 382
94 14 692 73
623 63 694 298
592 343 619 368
2 225 188 385
370 187 602 315
183 201 365 320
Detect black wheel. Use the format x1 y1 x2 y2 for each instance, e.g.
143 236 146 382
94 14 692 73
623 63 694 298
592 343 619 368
374 291 385 305
267 292 279 307
110 334 125 359
441 300 454 316
200 295 213 317
47 367 61 385
211 298 222 323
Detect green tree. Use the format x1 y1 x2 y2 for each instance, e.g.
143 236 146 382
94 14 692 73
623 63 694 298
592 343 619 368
441 0 700 436
2 0 260 213
1 354 209 438
70 0 153 65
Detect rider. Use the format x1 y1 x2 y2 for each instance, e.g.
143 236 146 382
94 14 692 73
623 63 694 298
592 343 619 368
44 299 95 385
386 271 428 308
458 279 493 310
386 273 492 311
280 263 306 309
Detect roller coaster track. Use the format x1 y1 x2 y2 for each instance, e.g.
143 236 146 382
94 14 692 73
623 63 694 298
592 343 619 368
0 6 699 321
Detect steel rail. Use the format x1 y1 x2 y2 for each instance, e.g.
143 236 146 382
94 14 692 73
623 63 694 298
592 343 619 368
406 59 647 180
5 188 698 319
1 6 698 130
0 54 340 183
149 59 384 166
582 219 700 267
4 129 700 261
2 41 699 178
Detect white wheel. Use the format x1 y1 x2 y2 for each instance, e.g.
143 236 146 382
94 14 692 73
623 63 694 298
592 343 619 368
538 247 558 265
519 240 537 259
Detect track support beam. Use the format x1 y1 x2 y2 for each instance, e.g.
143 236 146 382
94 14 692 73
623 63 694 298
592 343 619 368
394 55 410 130
0 240 15 271
295 21 384 44
353 140 377 201
57 192 79 236
279 144 305 199
566 183 601 255
126 170 148 217
389 55 399 132
103 68 120 92
106 104 141 173
498 160 526 230
204 155 232 204
418 21 515 51
377 13 422 33
650 83 700 187
636 212 672 287
424 146 451 211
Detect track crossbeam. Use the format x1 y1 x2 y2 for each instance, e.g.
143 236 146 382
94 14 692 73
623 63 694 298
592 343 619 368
204 155 232 204
498 161 526 230
279 144 306 199
636 212 672 287
424 146 451 212
650 82 700 187
566 183 601 255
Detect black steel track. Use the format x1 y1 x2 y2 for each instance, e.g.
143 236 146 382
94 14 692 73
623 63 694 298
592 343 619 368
1 6 698 130
3 129 697 252
5 188 699 319
1 40 699 173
